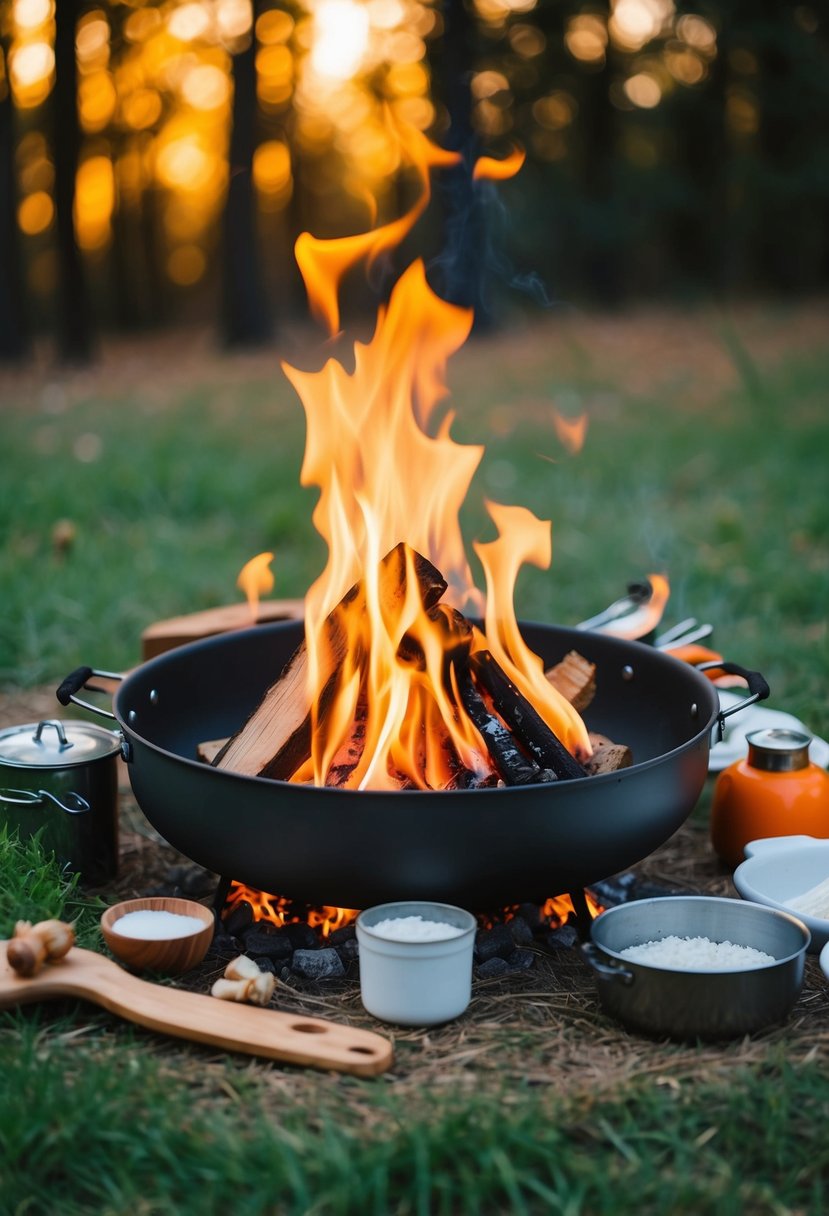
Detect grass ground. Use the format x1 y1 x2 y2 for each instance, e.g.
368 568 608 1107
1 301 828 1213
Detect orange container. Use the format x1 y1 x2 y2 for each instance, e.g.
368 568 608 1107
711 728 829 868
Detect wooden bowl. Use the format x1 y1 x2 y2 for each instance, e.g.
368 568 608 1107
101 897 215 975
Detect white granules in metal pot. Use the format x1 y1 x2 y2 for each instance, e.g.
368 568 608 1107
618 935 775 970
111 910 206 940
369 915 466 942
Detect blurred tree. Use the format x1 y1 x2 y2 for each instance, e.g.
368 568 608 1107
53 0 92 361
431 0 492 328
0 39 28 360
222 0 272 347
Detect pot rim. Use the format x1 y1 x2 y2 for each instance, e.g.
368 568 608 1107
590 894 811 972
113 619 723 795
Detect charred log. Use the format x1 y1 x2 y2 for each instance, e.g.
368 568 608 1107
470 651 586 781
455 659 556 787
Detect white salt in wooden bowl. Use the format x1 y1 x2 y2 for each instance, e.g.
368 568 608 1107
101 896 214 974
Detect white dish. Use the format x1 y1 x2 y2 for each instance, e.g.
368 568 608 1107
709 692 829 773
733 836 829 953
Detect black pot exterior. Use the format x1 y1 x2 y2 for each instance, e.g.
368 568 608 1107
115 621 721 909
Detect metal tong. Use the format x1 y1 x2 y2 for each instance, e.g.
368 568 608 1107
577 584 713 649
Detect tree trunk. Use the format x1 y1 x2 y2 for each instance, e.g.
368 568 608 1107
53 0 92 362
432 0 492 329
0 41 28 360
221 3 272 347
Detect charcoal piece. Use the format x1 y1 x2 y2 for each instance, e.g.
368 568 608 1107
336 938 360 965
223 901 255 937
291 947 346 980
242 928 293 961
587 873 638 906
516 903 545 933
506 948 535 971
253 956 277 975
544 923 580 951
285 922 319 951
208 933 243 959
476 956 511 979
474 924 515 963
508 916 534 947
328 924 357 947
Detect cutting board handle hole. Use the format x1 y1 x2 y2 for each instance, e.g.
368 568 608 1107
348 1045 379 1055
290 1021 329 1034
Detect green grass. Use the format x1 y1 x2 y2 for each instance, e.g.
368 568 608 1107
0 827 103 947
1 1012 828 1215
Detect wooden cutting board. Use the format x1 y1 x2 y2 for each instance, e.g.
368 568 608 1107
0 941 393 1076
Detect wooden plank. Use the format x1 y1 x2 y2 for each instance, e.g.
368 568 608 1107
0 942 393 1076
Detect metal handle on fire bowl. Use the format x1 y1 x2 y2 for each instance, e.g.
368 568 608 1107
0 787 92 815
698 662 771 741
580 942 635 986
55 666 123 722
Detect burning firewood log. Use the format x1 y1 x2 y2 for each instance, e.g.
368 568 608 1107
210 544 623 789
583 732 633 776
213 543 447 780
454 657 557 786
470 651 586 781
545 650 597 713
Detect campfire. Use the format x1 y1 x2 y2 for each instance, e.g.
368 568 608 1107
209 124 635 798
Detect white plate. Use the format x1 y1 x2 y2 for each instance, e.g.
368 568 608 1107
709 691 829 773
733 836 829 953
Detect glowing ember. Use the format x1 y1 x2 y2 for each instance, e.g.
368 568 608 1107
224 881 602 937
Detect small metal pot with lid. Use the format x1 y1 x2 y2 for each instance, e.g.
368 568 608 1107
0 718 121 883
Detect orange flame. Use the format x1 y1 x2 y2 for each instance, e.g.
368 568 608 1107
552 410 589 455
226 883 358 938
281 124 590 790
472 147 526 181
226 882 600 935
295 117 460 336
237 552 275 620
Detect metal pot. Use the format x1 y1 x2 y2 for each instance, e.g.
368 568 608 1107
0 718 121 884
56 621 768 909
582 895 809 1039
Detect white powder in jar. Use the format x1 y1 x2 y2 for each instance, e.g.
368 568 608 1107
369 915 466 942
111 910 207 940
618 935 775 970
785 876 829 920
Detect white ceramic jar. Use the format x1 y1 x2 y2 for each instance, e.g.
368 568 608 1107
356 900 477 1026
